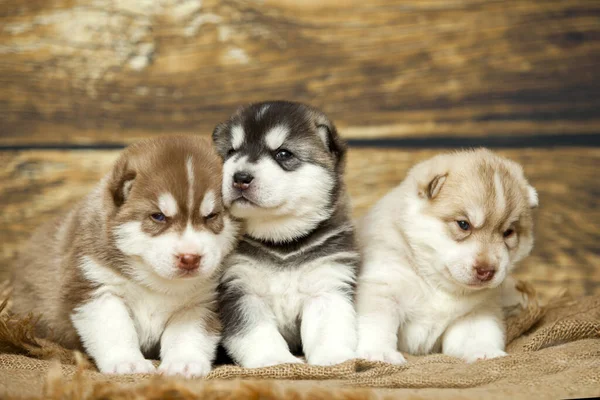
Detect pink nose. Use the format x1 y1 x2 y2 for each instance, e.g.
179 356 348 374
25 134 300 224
177 254 201 271
475 266 496 282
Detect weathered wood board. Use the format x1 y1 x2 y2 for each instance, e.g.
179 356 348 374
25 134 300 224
1 0 600 145
1 147 598 299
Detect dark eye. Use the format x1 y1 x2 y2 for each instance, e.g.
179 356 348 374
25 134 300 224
151 213 166 222
503 228 515 238
227 149 236 157
457 220 470 231
275 149 293 161
205 212 219 221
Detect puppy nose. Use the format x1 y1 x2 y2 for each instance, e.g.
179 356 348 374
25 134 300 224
177 253 201 271
233 171 254 190
474 266 496 282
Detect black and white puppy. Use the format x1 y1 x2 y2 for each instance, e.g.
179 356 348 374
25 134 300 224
212 101 359 368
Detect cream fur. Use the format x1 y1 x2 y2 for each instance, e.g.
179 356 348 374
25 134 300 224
356 149 537 363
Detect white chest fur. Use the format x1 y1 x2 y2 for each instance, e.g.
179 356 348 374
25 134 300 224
224 256 353 345
76 257 214 353
117 283 188 352
397 283 497 354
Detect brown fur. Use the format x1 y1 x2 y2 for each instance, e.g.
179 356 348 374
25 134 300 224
10 135 225 350
0 296 86 365
415 148 537 269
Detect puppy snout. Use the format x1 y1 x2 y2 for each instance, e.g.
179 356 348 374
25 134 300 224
177 253 201 271
233 171 254 190
474 265 496 282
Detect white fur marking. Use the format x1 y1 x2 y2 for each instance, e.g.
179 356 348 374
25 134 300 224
493 172 506 214
200 190 216 217
468 207 486 229
231 125 245 150
186 157 194 213
158 192 178 217
265 125 289 150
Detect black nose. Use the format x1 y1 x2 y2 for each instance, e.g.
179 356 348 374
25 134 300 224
233 171 254 190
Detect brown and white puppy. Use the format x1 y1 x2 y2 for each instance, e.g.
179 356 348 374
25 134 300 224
11 136 239 376
356 149 537 363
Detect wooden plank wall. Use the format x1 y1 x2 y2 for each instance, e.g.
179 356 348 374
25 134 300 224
0 0 599 299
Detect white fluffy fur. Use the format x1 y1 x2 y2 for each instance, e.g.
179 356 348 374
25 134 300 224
231 125 245 150
265 125 289 150
186 157 195 210
222 155 334 243
493 172 507 215
356 173 533 363
114 218 237 286
222 254 357 368
72 256 219 376
527 185 539 208
72 212 238 376
200 190 216 217
158 192 178 217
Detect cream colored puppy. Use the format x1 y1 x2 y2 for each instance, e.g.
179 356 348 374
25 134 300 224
356 149 537 363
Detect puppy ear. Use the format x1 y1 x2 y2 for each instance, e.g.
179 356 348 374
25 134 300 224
316 119 347 163
526 185 538 208
212 122 230 158
419 174 447 199
108 157 136 207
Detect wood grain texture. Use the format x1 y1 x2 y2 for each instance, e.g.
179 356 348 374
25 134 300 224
1 0 600 145
0 146 598 299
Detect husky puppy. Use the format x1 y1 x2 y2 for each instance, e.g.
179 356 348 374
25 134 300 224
356 149 537 363
212 101 359 368
11 136 239 376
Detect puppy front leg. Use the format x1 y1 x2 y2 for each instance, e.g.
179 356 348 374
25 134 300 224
302 292 357 366
159 306 220 378
355 280 406 364
71 293 155 374
223 294 302 368
442 306 507 362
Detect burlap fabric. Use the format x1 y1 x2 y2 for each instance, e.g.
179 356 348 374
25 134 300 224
1 284 599 400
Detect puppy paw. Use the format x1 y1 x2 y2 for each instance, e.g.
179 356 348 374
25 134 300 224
357 347 407 365
308 347 356 366
244 353 304 369
159 359 211 378
102 358 156 375
463 349 507 363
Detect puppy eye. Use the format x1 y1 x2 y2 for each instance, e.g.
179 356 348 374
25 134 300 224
205 212 219 221
457 220 470 231
151 213 166 223
275 149 293 161
227 149 236 157
503 228 515 238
